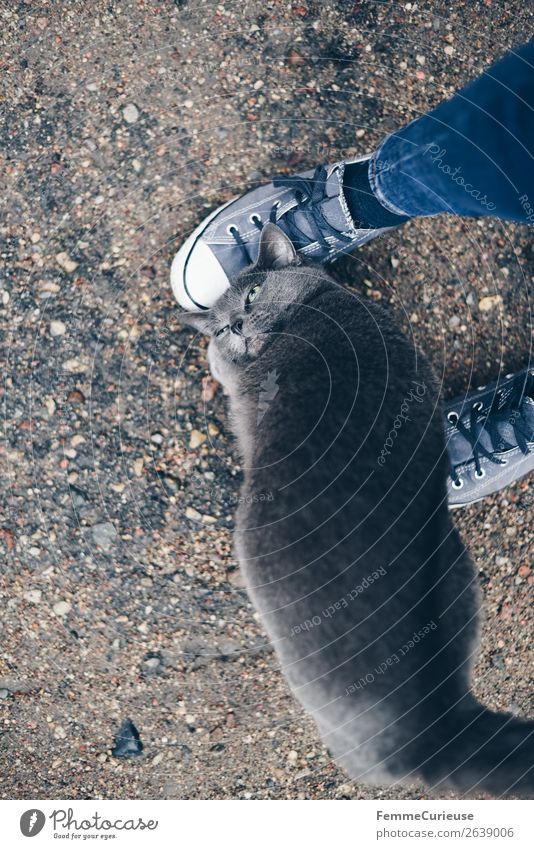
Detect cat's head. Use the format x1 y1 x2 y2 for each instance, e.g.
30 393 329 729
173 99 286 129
179 224 330 368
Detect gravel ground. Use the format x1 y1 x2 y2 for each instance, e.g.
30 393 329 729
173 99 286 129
0 0 532 800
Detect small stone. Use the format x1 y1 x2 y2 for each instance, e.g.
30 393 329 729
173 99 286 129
44 396 56 416
448 315 460 329
207 422 219 437
152 752 165 766
143 657 161 671
0 689 8 699
92 522 118 547
444 45 454 56
183 99 194 109
63 358 87 373
123 103 139 123
50 320 66 337
287 750 298 763
416 54 425 65
53 601 71 617
253 80 264 90
150 433 163 445
202 514 217 524
201 375 219 402
67 389 86 405
112 719 144 758
54 726 67 739
390 257 399 269
133 457 144 477
478 295 502 312
287 48 304 65
518 564 531 578
55 252 78 273
24 590 42 604
185 506 202 522
189 429 207 448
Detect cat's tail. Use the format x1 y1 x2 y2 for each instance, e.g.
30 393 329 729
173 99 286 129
417 702 534 797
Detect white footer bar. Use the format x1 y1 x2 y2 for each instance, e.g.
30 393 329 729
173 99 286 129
3 799 533 848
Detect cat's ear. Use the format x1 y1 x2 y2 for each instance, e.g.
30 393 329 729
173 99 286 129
256 223 298 269
177 309 214 335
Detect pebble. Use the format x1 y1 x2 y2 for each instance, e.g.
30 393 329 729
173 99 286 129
91 522 118 547
24 590 42 604
444 45 454 56
189 429 207 448
55 252 78 273
185 506 202 522
150 433 163 445
448 315 460 329
123 103 140 124
53 601 71 617
49 320 67 337
112 719 144 758
63 358 88 373
479 295 503 312
0 689 9 699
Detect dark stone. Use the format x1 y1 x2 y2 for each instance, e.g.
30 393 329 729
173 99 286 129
111 719 144 758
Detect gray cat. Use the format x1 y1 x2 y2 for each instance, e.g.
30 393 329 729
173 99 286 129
181 223 533 796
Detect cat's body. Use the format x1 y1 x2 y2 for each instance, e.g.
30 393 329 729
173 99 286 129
184 225 534 796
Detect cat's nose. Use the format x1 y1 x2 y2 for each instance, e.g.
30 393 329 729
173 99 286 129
231 318 244 335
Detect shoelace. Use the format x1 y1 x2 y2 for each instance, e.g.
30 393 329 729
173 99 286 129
449 372 534 488
229 165 353 264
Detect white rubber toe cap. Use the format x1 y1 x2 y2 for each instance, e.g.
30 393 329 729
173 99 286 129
171 237 231 310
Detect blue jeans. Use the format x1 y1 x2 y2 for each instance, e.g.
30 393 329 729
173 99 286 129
369 40 534 224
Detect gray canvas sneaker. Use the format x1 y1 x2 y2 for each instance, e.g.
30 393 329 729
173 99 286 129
171 156 394 309
445 366 534 507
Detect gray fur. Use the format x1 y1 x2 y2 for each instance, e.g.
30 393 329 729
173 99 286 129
181 224 534 796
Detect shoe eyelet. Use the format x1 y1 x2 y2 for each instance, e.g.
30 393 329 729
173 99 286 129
475 469 486 479
477 385 486 391
447 412 459 424
272 200 281 211
505 373 514 379
249 213 262 225
473 401 483 412
452 478 464 490
501 459 508 466
226 224 238 235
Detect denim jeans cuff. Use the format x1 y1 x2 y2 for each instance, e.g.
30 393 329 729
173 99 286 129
368 136 413 217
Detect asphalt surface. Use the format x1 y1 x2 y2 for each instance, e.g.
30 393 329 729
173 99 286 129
0 0 532 800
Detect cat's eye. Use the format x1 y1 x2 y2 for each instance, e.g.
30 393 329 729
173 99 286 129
215 325 229 337
246 284 261 305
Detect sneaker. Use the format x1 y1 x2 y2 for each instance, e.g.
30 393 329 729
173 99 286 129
445 366 534 507
171 156 395 309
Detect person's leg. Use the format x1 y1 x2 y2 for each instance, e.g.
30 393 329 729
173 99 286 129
353 39 534 223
